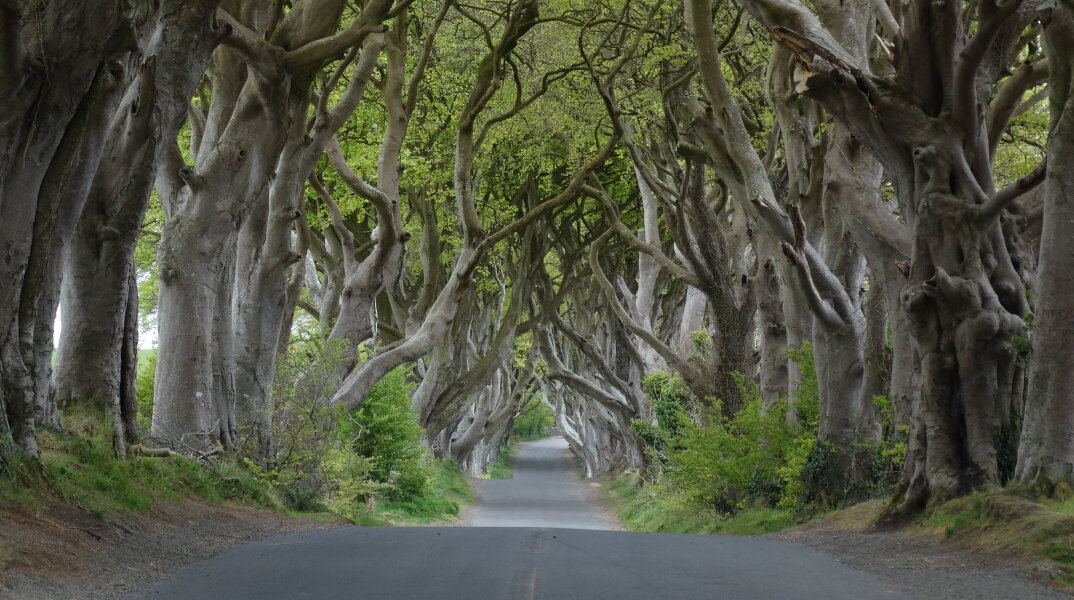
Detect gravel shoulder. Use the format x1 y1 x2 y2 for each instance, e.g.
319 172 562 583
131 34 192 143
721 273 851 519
766 503 1073 600
0 498 341 600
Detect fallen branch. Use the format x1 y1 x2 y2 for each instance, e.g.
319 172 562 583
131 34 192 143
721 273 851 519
129 444 175 458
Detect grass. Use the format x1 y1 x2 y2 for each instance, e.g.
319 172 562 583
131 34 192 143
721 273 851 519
914 487 1074 585
601 471 797 535
1 408 475 531
488 441 517 479
0 407 282 519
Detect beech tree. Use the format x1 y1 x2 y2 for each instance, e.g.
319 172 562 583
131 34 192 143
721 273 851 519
54 1 225 456
0 2 230 461
150 0 394 452
4 0 1071 527
1016 0 1074 490
712 0 1048 512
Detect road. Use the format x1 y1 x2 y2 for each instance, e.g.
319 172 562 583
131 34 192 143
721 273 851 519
134 438 912 600
464 437 618 529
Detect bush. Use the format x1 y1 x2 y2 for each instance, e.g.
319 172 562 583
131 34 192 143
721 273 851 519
339 367 431 501
634 344 821 514
245 337 349 508
632 371 693 460
245 336 467 523
664 376 811 511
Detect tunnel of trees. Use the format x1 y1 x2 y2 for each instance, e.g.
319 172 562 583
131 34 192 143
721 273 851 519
1 0 1071 520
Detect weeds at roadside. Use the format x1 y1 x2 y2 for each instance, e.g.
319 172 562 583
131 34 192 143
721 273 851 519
601 471 798 535
488 442 516 479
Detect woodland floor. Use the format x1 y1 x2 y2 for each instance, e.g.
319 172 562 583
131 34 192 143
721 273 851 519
768 501 1074 599
0 499 341 600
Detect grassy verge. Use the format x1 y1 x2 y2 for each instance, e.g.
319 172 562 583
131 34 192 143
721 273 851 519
602 471 797 535
914 487 1074 585
0 408 473 530
0 410 280 519
488 441 517 479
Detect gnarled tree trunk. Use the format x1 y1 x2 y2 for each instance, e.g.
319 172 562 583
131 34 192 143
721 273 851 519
1016 1 1074 491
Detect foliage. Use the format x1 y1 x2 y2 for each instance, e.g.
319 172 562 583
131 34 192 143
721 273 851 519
247 338 460 522
862 395 907 490
487 441 516 479
664 375 816 511
632 344 822 514
135 350 157 433
601 471 796 536
319 448 389 523
373 460 473 525
340 367 431 501
511 397 554 441
244 337 349 511
632 370 693 457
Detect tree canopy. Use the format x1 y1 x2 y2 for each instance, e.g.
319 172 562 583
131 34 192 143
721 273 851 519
0 0 1070 519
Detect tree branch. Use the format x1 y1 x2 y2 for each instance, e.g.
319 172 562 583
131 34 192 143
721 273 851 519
309 174 357 275
581 181 701 287
981 158 1047 221
283 0 392 72
588 230 699 378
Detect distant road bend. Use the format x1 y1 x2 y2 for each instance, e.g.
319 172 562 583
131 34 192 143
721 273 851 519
135 438 911 600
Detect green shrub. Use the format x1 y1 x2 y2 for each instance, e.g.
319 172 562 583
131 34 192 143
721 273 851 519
339 367 431 501
664 376 808 511
634 344 821 514
320 448 389 522
488 441 516 479
245 337 349 508
633 370 693 459
248 336 470 523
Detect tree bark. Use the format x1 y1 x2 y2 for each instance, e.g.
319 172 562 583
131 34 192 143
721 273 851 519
1016 2 1074 490
55 1 224 445
0 1 145 459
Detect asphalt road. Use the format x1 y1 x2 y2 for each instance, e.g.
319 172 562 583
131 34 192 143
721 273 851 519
465 437 618 529
134 438 913 600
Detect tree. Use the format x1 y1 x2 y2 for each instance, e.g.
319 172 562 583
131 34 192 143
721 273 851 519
1016 0 1074 491
0 2 217 462
53 1 225 456
150 0 393 452
722 0 1047 513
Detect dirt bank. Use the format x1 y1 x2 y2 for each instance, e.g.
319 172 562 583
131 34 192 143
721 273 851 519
0 499 342 600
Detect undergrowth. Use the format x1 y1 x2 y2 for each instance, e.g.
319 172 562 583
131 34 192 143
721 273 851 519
488 441 516 479
359 460 473 525
1 360 473 529
602 471 797 535
0 407 279 519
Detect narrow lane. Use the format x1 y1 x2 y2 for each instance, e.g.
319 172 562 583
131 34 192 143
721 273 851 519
133 436 914 599
464 437 617 530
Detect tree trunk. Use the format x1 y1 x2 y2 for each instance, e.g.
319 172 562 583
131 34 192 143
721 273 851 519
1016 3 1074 490
54 0 223 429
152 236 227 451
0 1 140 458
